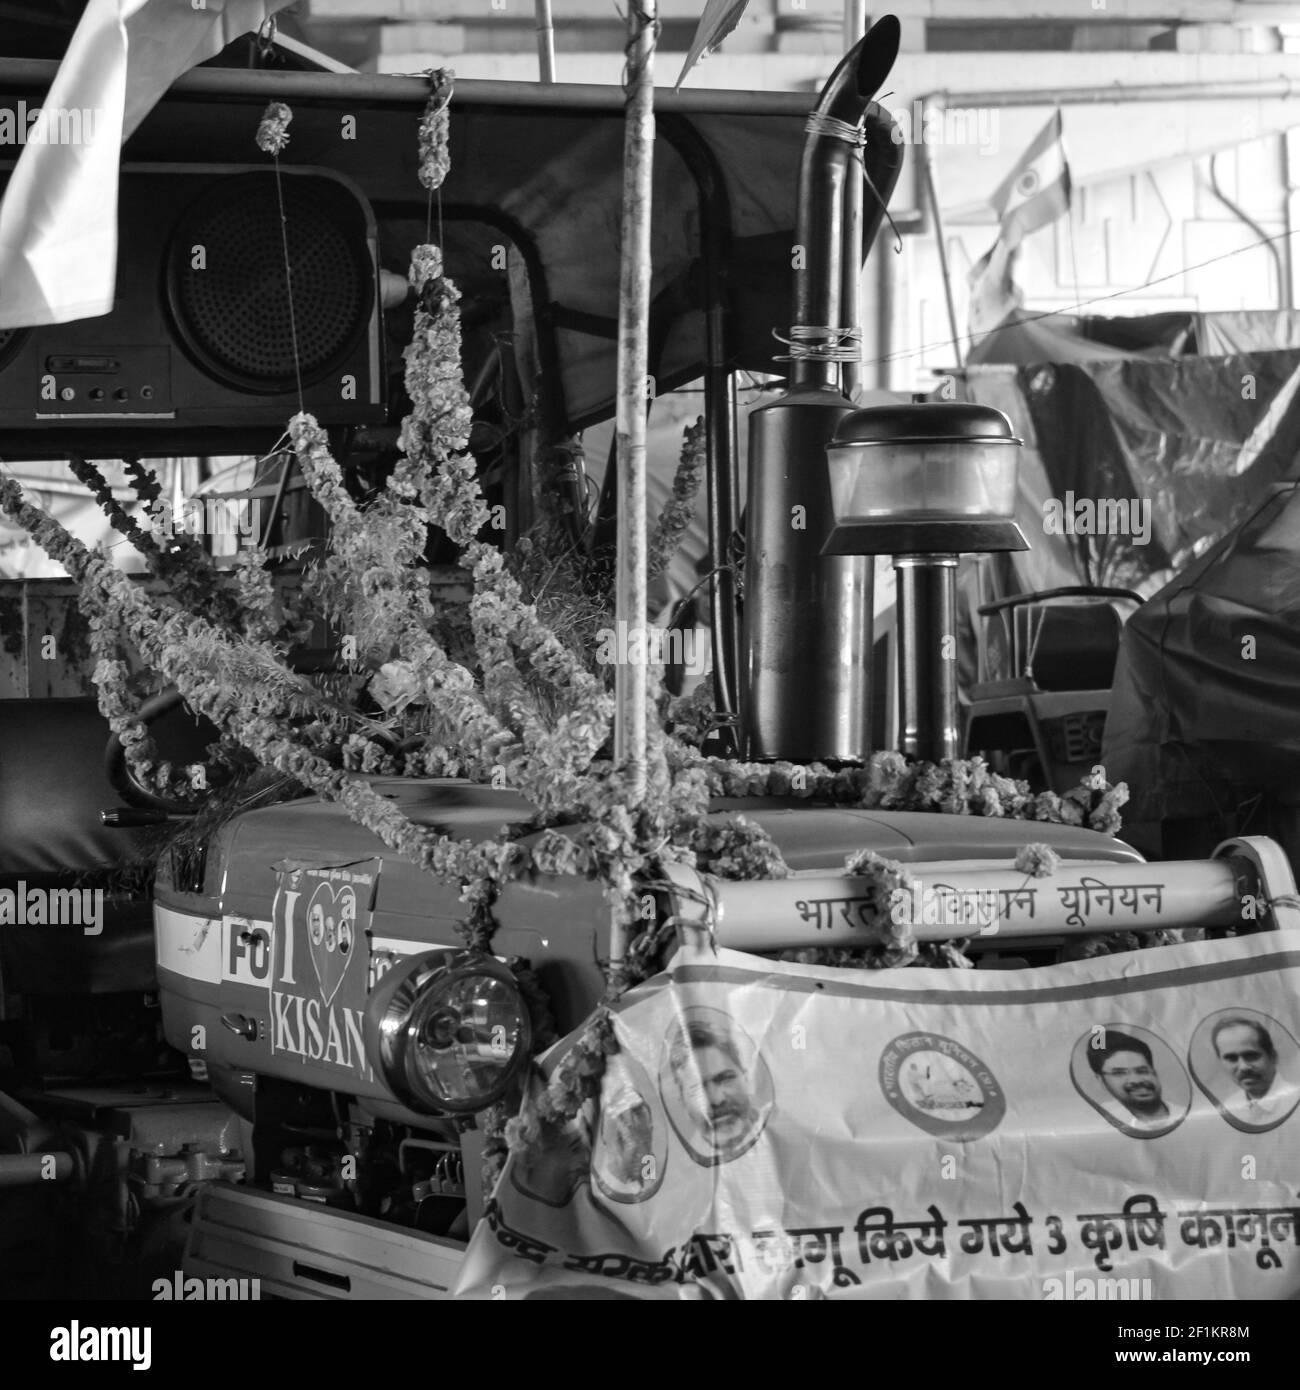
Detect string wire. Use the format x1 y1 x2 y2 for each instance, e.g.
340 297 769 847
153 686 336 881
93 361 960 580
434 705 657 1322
271 151 305 417
773 323 864 363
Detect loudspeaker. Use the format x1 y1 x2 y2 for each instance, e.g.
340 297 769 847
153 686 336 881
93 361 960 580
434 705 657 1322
0 163 385 459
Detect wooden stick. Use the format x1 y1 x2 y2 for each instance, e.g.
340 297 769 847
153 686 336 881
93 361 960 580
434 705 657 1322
610 0 657 972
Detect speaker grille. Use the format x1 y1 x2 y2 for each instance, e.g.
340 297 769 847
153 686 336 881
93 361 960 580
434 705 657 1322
166 172 373 394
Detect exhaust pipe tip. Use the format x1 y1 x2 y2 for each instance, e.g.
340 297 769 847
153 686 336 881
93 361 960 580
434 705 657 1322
791 13 904 378
816 14 900 126
855 15 901 101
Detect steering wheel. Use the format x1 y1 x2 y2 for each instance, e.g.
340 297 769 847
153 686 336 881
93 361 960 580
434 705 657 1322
104 648 375 816
104 688 229 815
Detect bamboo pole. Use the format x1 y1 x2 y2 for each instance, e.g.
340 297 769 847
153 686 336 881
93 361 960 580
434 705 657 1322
609 0 657 975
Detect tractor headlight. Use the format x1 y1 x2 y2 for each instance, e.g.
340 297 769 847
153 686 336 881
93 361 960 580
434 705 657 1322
365 950 531 1114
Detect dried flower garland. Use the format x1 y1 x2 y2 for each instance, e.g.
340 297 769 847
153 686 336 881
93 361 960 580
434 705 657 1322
647 415 706 582
124 458 162 507
692 748 1128 837
73 451 245 630
388 239 614 817
58 458 245 797
255 101 293 156
67 456 159 562
417 71 454 192
289 410 510 782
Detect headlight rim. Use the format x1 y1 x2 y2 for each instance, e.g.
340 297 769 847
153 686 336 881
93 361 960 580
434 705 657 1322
366 948 532 1116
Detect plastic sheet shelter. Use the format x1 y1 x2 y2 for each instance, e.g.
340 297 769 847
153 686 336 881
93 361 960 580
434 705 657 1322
965 346 1300 597
1103 473 1300 827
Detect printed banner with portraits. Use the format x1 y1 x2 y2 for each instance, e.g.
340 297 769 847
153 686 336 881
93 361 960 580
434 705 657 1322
455 930 1300 1299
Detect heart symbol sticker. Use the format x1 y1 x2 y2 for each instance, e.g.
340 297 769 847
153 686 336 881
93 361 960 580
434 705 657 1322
305 881 358 1008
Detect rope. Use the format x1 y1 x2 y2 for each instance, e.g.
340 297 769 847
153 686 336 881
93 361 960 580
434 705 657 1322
271 155 305 417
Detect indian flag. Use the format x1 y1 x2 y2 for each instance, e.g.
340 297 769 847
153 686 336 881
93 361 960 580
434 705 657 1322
0 0 293 330
990 110 1072 248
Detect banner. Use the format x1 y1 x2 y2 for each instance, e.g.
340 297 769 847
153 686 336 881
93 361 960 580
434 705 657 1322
457 930 1300 1299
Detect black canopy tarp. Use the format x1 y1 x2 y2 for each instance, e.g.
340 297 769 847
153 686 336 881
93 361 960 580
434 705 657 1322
1103 476 1300 824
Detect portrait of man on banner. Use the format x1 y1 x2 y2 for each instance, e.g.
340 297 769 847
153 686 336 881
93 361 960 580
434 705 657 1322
660 1007 774 1166
1071 1023 1189 1139
1191 1008 1300 1133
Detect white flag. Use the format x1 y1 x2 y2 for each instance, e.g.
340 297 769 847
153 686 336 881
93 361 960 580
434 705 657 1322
0 0 293 329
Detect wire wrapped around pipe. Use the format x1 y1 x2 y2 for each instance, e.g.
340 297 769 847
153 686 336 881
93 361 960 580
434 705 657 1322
772 323 864 363
804 110 903 254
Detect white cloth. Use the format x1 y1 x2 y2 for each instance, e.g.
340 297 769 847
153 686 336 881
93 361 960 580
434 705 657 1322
0 0 293 328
